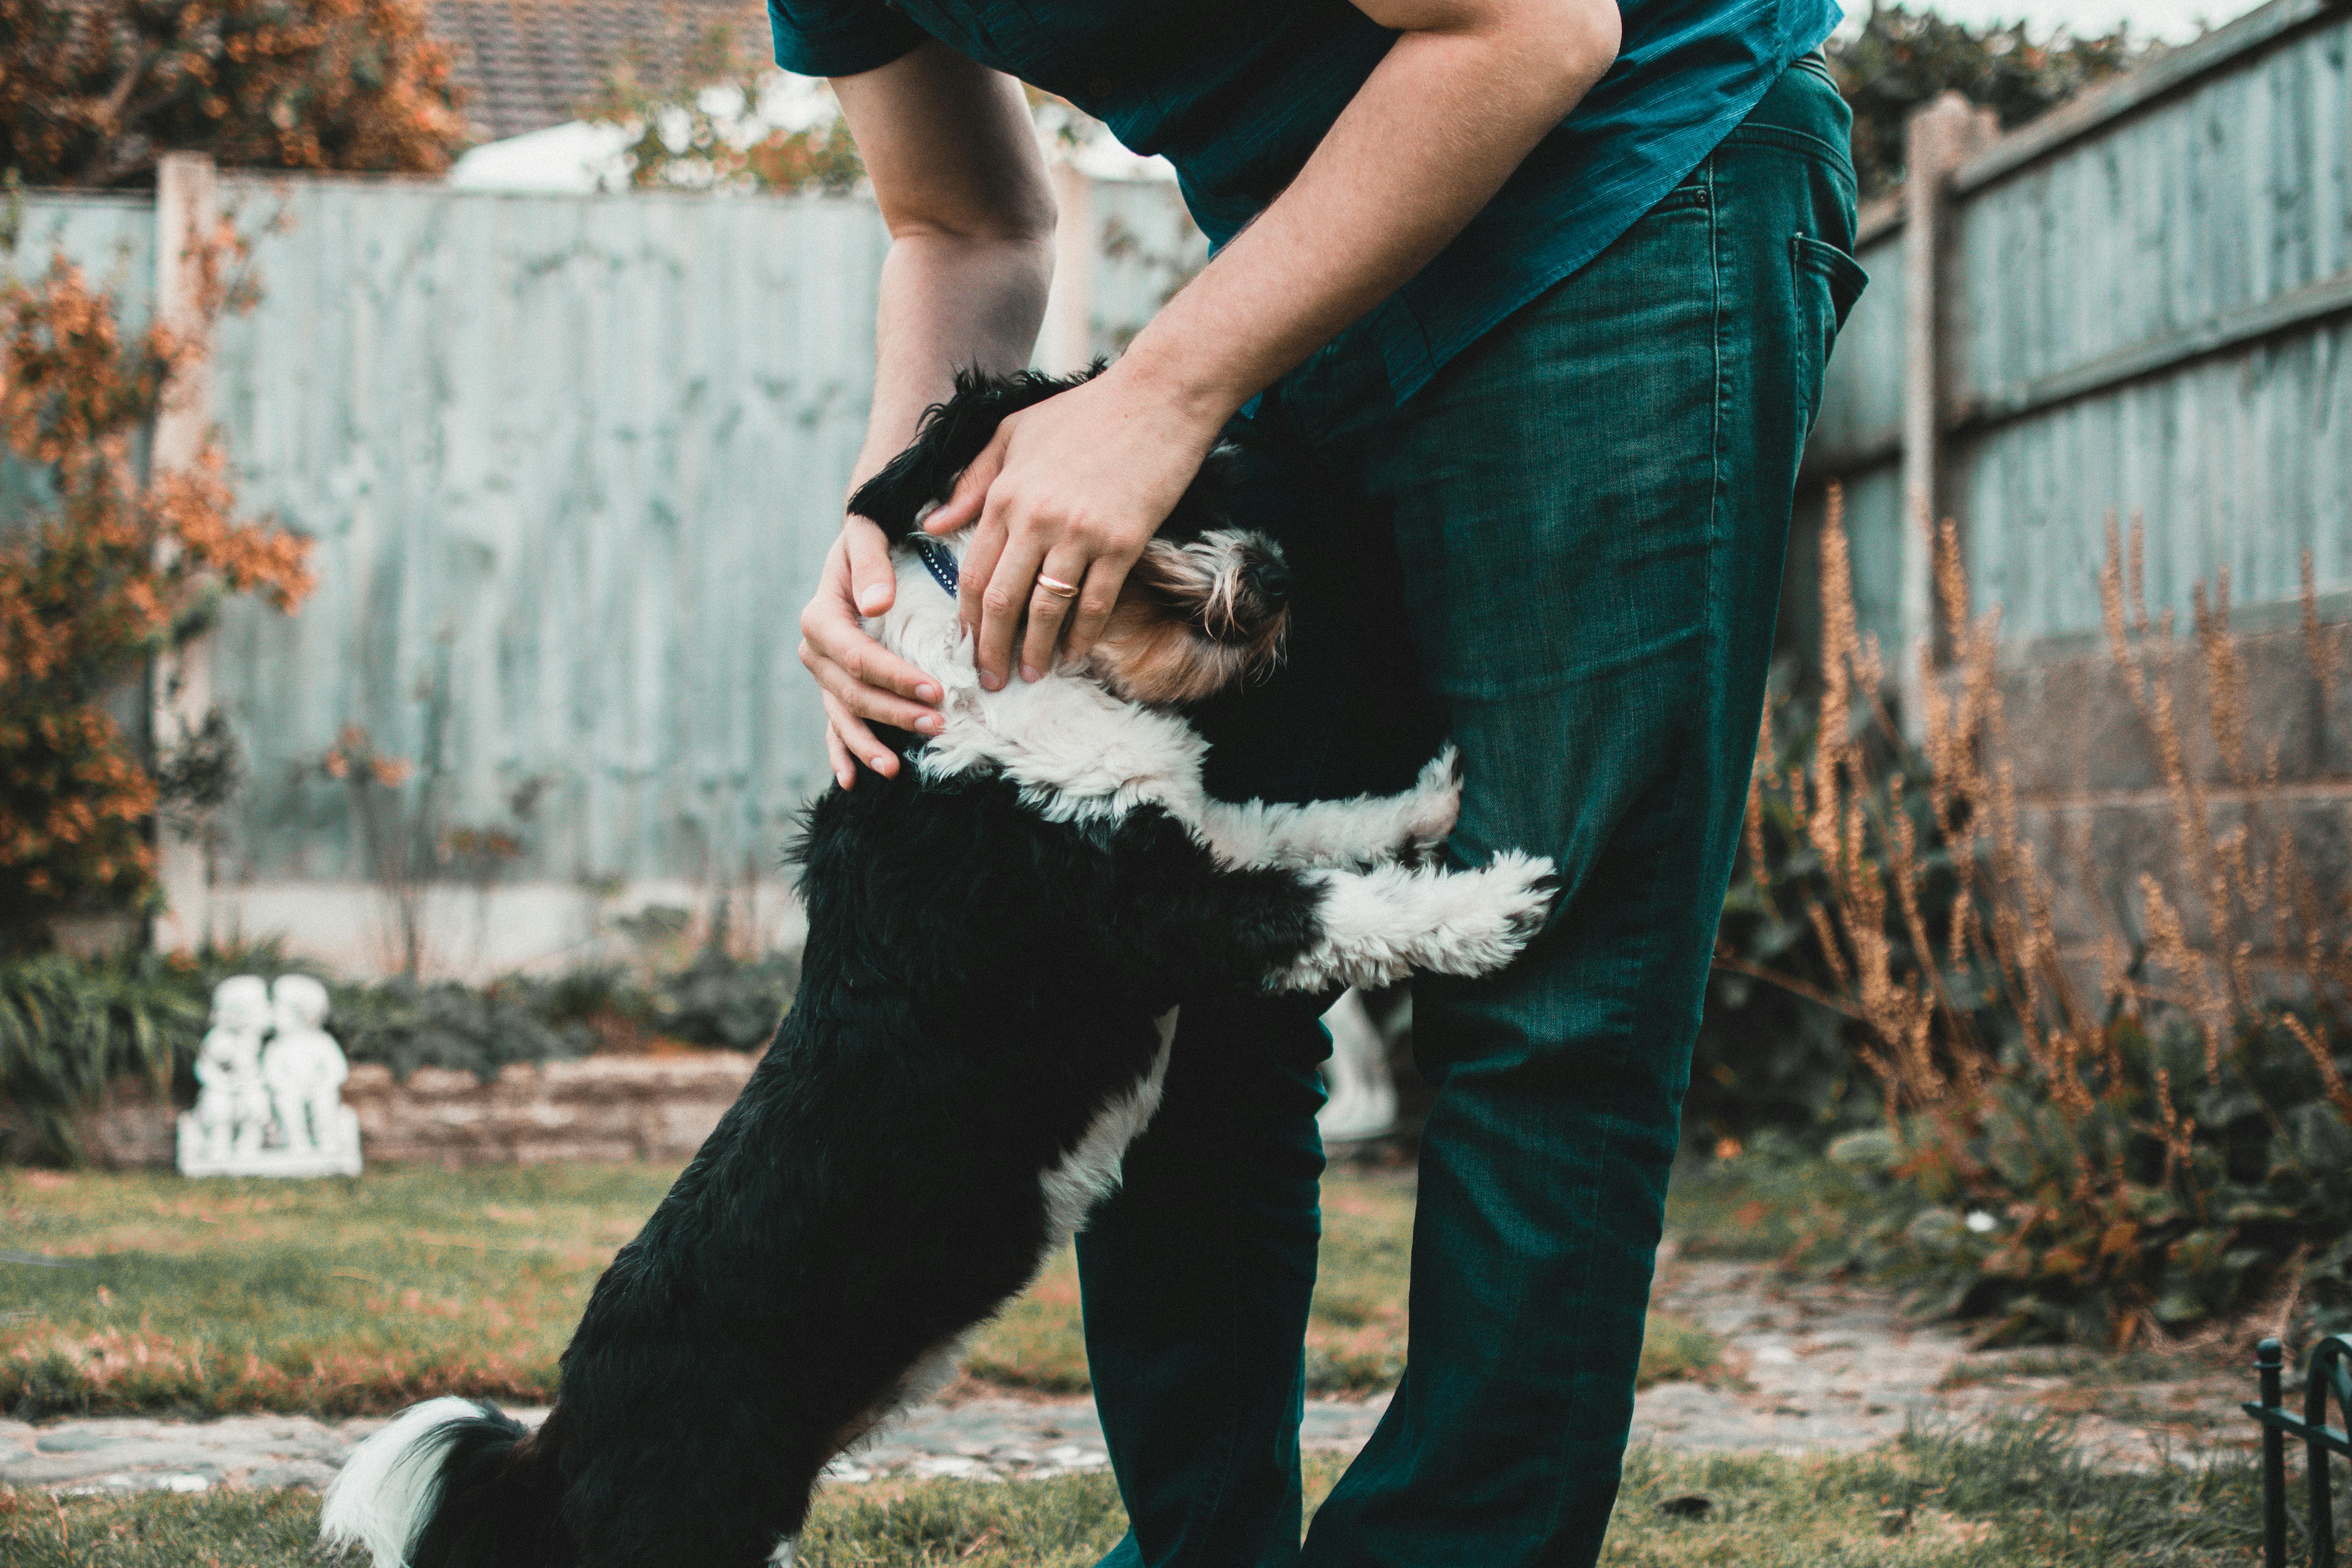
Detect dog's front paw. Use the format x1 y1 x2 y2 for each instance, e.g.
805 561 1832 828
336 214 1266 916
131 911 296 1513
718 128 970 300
1418 850 1556 976
1396 746 1462 859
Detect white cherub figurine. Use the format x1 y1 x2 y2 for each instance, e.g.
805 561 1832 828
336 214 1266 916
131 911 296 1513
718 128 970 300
263 975 350 1155
192 975 273 1160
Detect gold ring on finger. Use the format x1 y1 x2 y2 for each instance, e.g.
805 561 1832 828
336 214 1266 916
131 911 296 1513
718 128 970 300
1035 573 1080 597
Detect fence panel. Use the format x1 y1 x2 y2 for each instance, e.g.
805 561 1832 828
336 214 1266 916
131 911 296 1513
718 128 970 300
1948 1 2352 642
1800 221 1909 663
200 179 889 896
1798 0 2352 662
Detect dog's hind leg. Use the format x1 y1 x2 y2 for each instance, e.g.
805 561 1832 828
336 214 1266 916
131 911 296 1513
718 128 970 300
1269 854 1556 989
1196 748 1460 871
1143 846 1553 995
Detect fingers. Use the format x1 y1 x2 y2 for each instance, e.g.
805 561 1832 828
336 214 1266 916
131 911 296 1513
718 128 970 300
822 712 856 789
801 538 943 710
799 639 943 736
797 605 941 708
926 431 1008 537
819 686 899 783
843 514 898 617
805 513 964 789
956 503 1011 657
1018 549 1089 683
973 520 1049 692
1061 548 1135 665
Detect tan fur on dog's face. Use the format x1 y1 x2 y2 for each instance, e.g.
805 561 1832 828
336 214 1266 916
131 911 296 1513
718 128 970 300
1086 530 1289 707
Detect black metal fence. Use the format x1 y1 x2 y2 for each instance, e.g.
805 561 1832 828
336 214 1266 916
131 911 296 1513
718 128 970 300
2247 1335 2352 1568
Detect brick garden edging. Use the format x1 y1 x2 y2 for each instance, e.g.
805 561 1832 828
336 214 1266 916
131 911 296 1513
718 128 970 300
344 1054 757 1165
5 1054 759 1169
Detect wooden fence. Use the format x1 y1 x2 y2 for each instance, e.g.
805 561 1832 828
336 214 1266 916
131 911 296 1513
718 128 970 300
6 162 1200 976
1795 0 2352 681
1790 0 2352 950
7 0 2347 973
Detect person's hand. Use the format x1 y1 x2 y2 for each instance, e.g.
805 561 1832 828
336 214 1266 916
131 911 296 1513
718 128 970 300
924 367 1225 690
797 514 944 787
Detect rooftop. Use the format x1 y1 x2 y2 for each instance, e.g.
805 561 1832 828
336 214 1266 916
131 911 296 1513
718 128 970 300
430 0 773 144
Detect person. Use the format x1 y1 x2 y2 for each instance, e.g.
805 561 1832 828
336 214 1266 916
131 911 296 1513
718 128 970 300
790 1 1865 1561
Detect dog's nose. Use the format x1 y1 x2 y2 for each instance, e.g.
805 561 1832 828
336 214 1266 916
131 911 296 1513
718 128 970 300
1245 556 1292 610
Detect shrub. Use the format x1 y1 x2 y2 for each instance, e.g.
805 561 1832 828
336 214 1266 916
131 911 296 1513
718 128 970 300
0 0 464 188
1729 490 2352 1348
651 946 798 1051
328 976 596 1083
1827 5 2160 199
0 942 289 1161
0 237 312 951
0 940 798 1162
0 952 200 1161
1691 681 1938 1149
581 28 865 196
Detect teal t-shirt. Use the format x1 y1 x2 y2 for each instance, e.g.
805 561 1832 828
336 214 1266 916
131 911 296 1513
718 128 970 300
769 0 1844 402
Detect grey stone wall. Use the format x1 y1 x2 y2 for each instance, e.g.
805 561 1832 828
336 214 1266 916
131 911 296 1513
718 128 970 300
2000 603 2350 967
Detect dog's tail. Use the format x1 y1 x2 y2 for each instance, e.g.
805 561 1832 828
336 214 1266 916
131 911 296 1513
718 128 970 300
321 1395 568 1567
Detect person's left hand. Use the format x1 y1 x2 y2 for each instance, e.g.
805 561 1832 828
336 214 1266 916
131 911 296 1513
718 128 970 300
923 367 1228 689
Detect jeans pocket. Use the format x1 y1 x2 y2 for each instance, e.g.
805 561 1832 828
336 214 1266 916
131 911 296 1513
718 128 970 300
1791 234 1868 436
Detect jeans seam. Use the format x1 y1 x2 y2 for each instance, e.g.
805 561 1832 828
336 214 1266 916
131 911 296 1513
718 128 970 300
1536 146 1729 1559
1717 121 1849 165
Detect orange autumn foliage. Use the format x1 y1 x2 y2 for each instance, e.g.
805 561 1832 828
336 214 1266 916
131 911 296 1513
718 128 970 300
0 245 310 944
0 0 465 188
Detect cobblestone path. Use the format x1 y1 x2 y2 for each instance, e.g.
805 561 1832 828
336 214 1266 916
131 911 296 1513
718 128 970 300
3 1254 2257 1495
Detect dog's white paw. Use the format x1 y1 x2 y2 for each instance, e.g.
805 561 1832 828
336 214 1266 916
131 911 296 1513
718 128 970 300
1269 851 1556 993
1417 850 1555 977
1397 746 1463 856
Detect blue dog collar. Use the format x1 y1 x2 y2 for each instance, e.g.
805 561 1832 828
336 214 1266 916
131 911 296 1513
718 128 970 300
909 535 959 598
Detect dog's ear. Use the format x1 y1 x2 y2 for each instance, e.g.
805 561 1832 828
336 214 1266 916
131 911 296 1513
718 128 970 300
847 365 1102 544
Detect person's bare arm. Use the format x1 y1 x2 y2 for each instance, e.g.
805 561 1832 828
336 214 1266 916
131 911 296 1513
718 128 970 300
796 40 1055 786
926 0 1621 689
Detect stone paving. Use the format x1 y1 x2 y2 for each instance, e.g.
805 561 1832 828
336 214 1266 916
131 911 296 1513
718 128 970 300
1640 1253 2253 1468
3 1252 2257 1496
0 1397 1405 1497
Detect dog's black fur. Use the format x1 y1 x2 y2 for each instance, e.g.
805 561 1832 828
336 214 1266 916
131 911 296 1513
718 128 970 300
398 777 1337 1568
846 365 1233 551
323 372 1545 1568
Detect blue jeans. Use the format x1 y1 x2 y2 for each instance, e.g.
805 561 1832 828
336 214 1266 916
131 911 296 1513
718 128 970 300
1078 56 1864 1567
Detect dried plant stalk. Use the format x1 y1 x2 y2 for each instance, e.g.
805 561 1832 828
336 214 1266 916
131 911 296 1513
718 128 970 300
1724 483 2352 1345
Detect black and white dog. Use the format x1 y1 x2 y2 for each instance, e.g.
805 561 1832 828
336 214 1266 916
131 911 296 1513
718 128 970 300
321 371 1554 1568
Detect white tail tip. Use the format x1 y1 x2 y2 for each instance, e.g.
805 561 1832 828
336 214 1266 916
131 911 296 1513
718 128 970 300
320 1396 486 1567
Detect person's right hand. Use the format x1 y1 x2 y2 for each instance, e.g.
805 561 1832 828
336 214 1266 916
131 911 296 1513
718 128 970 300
797 515 945 788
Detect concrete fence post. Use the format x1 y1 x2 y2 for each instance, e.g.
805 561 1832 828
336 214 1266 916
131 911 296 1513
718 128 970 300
1896 94 1996 731
149 151 219 955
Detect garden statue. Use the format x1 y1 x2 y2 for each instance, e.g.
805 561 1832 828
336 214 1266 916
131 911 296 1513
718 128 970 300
176 974 363 1178
1316 989 1400 1143
182 975 271 1165
263 975 359 1167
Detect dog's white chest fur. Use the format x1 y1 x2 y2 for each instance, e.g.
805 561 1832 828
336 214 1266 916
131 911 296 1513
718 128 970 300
867 549 1216 830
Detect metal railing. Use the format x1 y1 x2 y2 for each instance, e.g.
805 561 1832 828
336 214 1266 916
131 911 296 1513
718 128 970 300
2247 1335 2352 1568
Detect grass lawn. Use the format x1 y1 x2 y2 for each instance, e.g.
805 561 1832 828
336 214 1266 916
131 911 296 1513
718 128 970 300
1657 1147 1884 1264
0 1420 2293 1566
1 1162 1720 1418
